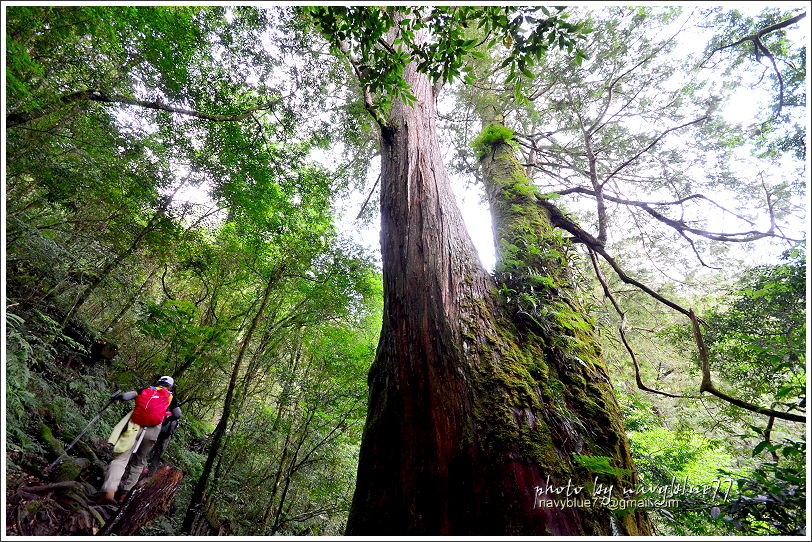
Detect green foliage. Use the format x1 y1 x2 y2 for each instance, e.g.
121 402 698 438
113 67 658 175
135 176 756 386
630 425 737 485
5 311 120 467
6 313 40 450
684 243 806 418
572 454 631 477
620 396 738 535
303 6 589 111
620 388 806 536
718 438 805 534
6 313 34 385
471 124 517 158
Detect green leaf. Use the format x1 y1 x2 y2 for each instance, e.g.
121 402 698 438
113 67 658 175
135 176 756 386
775 385 797 399
752 440 770 456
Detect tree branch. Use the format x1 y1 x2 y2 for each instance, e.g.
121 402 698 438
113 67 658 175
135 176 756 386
586 16 689 135
564 206 807 421
355 172 382 220
679 230 720 270
713 12 807 54
554 188 756 225
690 310 806 423
91 91 282 121
336 41 386 127
570 91 607 243
588 250 687 398
705 12 807 115
7 89 284 128
763 416 780 462
549 186 796 244
535 196 696 319
602 116 708 187
7 89 91 127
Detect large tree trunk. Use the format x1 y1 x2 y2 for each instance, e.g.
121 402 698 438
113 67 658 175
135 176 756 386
345 46 651 535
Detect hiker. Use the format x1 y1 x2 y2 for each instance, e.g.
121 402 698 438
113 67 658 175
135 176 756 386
99 376 181 504
145 411 181 475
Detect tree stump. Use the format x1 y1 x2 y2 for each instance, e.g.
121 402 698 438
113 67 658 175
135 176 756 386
99 465 183 535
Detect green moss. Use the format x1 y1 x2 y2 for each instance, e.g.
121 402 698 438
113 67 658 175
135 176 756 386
53 456 89 482
526 356 549 381
546 378 564 398
572 453 632 477
466 324 570 472
552 305 592 333
72 440 99 464
39 423 64 456
488 346 540 407
469 125 651 532
518 419 563 471
511 182 538 197
460 299 639 519
563 370 588 390
472 124 517 159
25 500 46 513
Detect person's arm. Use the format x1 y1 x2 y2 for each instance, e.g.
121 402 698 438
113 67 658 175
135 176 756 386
168 395 182 419
111 389 139 401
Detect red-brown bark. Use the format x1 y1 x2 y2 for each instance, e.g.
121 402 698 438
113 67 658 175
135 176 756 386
347 56 493 534
99 465 184 535
346 48 651 534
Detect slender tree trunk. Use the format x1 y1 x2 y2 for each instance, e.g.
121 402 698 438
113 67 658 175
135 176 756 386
59 180 184 329
106 265 159 331
260 430 292 533
181 269 281 533
345 43 650 535
269 412 312 534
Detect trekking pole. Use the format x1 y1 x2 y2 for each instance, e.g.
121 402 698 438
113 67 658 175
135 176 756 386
43 393 120 474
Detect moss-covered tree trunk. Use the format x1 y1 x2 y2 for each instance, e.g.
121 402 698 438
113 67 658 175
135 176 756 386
479 129 652 535
345 47 651 535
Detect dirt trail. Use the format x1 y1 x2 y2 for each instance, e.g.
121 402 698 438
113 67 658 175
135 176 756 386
6 465 183 536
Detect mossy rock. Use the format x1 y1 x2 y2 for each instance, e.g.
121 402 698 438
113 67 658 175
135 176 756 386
24 500 47 514
72 440 100 464
39 424 65 456
53 457 89 482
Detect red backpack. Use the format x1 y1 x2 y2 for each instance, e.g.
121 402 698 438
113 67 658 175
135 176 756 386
131 387 172 426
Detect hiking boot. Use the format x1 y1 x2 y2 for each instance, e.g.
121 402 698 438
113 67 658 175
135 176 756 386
96 491 118 506
115 489 130 503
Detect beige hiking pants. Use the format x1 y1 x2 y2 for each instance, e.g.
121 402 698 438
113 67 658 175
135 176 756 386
101 423 162 493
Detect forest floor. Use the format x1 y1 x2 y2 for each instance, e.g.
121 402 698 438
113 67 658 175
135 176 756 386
5 307 187 536
6 463 183 536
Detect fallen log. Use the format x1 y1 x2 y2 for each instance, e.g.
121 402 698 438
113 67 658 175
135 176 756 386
98 465 184 535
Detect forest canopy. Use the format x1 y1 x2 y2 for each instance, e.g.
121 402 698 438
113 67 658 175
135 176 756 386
3 3 807 537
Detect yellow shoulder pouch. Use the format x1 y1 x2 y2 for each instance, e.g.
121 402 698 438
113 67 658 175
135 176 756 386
108 411 141 453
